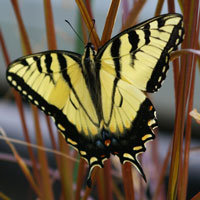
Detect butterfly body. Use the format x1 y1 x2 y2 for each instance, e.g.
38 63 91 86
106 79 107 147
6 13 184 186
81 43 103 120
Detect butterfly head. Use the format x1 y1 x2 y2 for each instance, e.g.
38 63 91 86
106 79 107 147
84 43 96 58
82 43 96 71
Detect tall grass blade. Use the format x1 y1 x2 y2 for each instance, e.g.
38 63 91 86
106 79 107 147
101 0 120 45
122 162 134 200
59 134 74 200
0 129 41 196
11 0 54 198
75 0 100 48
1 11 42 196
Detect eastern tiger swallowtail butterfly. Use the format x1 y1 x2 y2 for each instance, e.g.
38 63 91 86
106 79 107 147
6 13 184 187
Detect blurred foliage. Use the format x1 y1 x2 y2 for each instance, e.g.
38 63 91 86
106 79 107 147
0 0 200 199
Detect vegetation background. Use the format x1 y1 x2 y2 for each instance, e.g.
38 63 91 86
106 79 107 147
0 0 200 199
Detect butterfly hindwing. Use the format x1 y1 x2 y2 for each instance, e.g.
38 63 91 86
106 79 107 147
100 69 157 178
97 13 184 92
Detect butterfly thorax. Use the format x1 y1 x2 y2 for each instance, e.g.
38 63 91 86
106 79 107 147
81 43 103 120
81 43 96 73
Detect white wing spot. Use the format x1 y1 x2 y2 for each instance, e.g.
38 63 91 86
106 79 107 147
176 38 180 45
148 119 157 126
41 106 45 111
142 134 152 141
17 85 22 91
123 153 134 160
58 123 66 131
169 47 174 52
158 76 162 82
90 157 98 164
7 76 12 81
80 150 87 156
154 111 157 118
67 138 77 146
162 66 166 73
22 90 27 95
179 30 182 36
34 100 39 105
12 80 17 86
28 95 33 100
133 146 143 151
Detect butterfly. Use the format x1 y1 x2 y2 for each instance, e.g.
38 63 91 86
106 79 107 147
6 13 184 187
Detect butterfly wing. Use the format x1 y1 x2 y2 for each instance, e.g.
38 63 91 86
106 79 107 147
6 51 108 179
6 13 185 185
97 13 184 92
100 69 157 179
97 14 184 178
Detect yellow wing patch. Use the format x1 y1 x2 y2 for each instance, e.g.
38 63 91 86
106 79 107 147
7 52 100 137
100 69 146 134
98 14 184 92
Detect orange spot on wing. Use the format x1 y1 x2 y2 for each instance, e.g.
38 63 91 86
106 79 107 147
104 139 111 147
149 106 153 111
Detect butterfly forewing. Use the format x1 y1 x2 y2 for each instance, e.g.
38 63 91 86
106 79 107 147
97 13 184 92
7 51 100 138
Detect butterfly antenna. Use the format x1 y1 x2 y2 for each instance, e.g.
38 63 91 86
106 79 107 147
65 20 84 44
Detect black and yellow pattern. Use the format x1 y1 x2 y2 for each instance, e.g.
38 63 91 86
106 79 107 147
6 13 184 186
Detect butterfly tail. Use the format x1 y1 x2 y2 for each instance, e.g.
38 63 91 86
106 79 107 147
86 159 104 188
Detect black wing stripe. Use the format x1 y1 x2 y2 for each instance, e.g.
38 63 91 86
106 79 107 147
110 38 121 77
70 97 78 110
57 53 72 87
21 59 29 66
143 23 150 44
32 56 42 73
157 17 165 28
106 38 121 125
45 54 53 73
128 31 139 67
128 31 139 53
